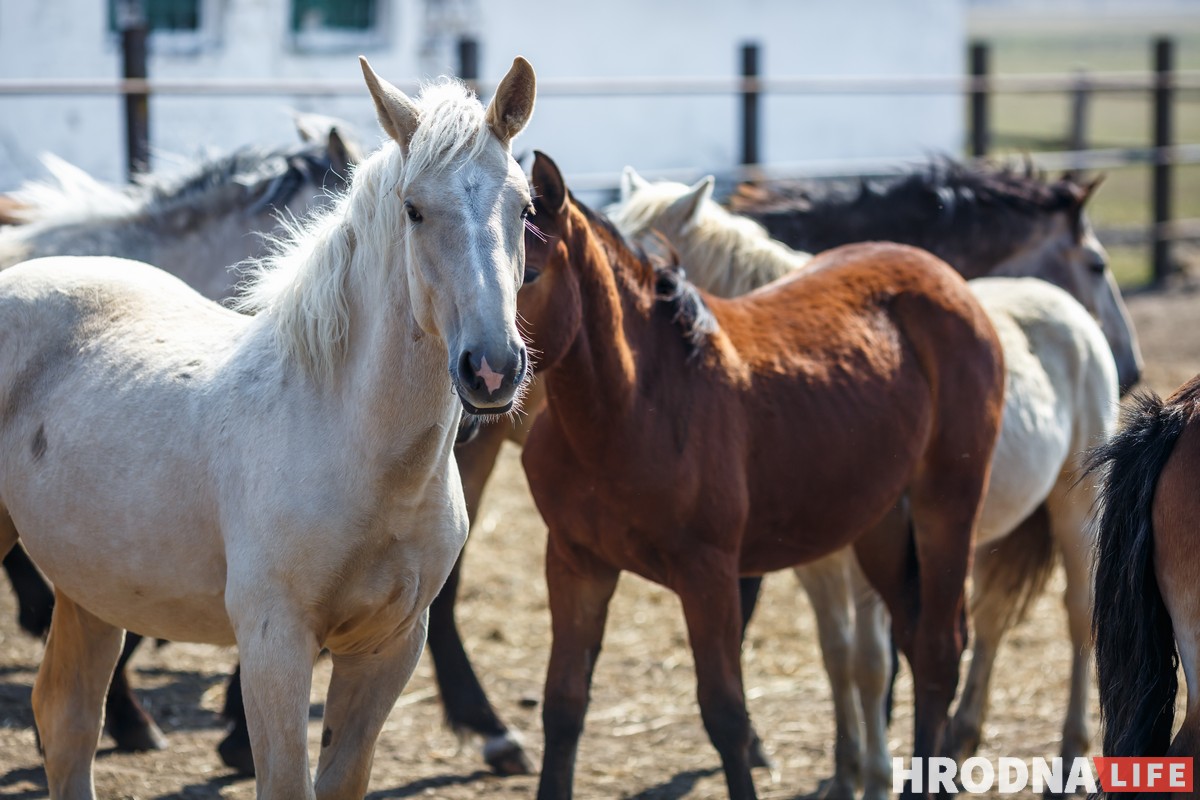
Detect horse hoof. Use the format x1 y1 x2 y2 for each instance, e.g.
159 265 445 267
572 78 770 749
748 734 776 770
217 729 256 777
483 732 533 776
108 719 167 752
943 720 981 763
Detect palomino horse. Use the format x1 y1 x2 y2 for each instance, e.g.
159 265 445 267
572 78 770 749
0 56 535 800
1089 374 1200 789
607 172 1121 798
0 115 537 778
520 152 1004 800
0 117 361 763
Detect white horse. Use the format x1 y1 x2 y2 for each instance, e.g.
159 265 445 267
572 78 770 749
608 173 1119 800
0 115 362 301
0 55 536 800
605 169 810 297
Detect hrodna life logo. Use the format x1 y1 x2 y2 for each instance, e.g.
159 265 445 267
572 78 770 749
892 756 1194 794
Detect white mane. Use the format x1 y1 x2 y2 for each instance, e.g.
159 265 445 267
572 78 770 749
235 78 491 381
6 154 140 225
606 179 812 298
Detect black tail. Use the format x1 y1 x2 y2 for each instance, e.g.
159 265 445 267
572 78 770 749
1088 390 1190 765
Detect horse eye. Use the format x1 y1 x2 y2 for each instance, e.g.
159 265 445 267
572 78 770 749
522 267 541 285
521 204 535 220
404 201 422 223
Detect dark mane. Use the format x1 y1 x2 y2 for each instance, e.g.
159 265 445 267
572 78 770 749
135 143 341 220
575 195 718 355
732 158 1087 277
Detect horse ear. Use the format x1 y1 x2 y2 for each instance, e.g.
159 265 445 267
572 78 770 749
1078 173 1106 207
326 127 364 176
293 112 366 175
669 176 715 229
620 166 651 202
359 56 421 151
532 150 568 217
487 57 537 146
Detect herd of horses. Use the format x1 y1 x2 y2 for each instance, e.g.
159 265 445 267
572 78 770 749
0 56 1195 800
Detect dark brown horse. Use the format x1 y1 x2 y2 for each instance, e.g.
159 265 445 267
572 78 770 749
520 152 1004 800
729 161 1141 394
1089 373 1200 794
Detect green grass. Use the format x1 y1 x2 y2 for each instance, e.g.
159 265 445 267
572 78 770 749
966 14 1200 286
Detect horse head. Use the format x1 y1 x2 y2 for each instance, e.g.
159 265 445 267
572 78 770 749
518 151 582 375
360 56 536 414
993 173 1143 393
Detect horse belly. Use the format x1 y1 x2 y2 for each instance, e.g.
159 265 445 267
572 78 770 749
0 381 233 643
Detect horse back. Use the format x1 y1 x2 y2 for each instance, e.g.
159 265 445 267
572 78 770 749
709 242 1004 569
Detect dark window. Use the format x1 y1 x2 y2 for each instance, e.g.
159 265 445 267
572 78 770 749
291 0 376 32
108 0 201 32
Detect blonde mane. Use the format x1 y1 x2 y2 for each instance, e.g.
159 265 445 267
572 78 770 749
236 79 492 381
606 179 812 298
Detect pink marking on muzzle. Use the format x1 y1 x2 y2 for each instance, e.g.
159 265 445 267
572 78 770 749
477 356 504 394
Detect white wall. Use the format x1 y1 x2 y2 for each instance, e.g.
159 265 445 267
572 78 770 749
0 0 964 195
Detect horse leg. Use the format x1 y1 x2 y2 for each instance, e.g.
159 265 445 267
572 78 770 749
217 664 254 775
432 420 531 774
794 551 863 800
1045 483 1094 779
536 545 619 800
228 592 319 800
32 591 124 800
736 575 773 770
102 632 167 752
849 556 893 800
906 466 983 799
314 614 428 800
678 551 757 800
3 543 55 638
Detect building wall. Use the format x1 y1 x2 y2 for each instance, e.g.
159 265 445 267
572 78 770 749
0 0 964 194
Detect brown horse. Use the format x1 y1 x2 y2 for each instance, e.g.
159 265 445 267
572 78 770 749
519 152 1005 800
1089 373 1200 792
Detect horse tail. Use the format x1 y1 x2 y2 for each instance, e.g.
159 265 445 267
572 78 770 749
971 506 1057 633
1088 390 1190 762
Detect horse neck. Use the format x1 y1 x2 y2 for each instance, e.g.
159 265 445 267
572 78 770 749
545 215 644 436
796 193 1036 279
336 237 458 455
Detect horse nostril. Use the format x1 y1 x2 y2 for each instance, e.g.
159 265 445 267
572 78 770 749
458 351 482 391
516 346 529 386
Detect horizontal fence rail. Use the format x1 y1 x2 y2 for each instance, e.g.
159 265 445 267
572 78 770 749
1 36 1196 285
2 71 1200 97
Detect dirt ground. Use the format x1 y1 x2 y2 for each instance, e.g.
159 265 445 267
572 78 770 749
0 282 1198 800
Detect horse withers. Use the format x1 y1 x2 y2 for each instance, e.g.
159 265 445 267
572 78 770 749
0 55 535 800
520 152 1004 800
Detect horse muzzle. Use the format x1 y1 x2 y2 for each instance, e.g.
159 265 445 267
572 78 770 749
453 345 528 416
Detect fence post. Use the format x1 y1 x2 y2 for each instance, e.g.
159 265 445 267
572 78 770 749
1152 36 1175 284
118 0 149 181
740 42 760 168
457 36 479 96
969 41 989 158
1068 69 1091 156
